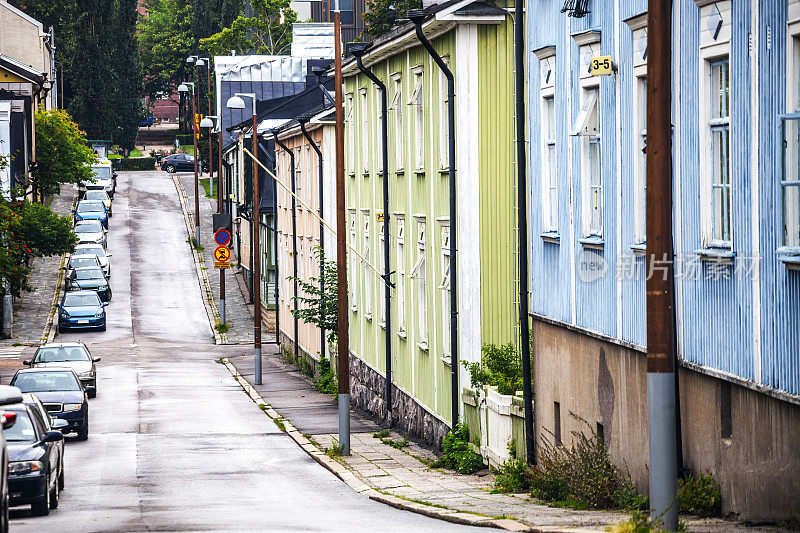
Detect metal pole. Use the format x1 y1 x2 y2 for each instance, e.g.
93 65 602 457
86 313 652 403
409 11 459 428
253 110 262 385
208 64 213 196
274 133 299 363
334 6 351 455
514 0 535 465
298 119 327 364
218 126 226 324
646 1 677 529
351 51 392 423
192 87 200 245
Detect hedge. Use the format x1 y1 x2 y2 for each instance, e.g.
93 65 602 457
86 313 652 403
117 157 156 171
176 133 193 146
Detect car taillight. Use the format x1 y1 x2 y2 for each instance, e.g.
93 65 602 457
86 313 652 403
1 412 17 430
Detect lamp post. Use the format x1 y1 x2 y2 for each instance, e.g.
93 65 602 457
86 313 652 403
227 92 262 385
201 115 226 324
190 56 214 180
178 81 201 246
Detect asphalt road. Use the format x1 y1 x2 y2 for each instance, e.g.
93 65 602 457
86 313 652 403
5 171 480 532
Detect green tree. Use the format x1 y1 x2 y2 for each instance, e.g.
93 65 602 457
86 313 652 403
200 0 297 56
31 109 95 197
361 0 421 39
289 247 337 341
111 0 144 150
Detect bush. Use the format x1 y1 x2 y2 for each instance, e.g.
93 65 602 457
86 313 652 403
677 472 721 516
530 429 645 510
117 157 156 171
312 358 338 394
176 133 193 146
431 423 484 474
462 342 525 396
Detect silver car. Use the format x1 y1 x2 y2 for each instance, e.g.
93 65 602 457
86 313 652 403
72 244 111 278
73 220 107 248
83 190 112 217
64 255 102 284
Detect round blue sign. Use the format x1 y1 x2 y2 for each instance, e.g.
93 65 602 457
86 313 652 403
214 229 231 246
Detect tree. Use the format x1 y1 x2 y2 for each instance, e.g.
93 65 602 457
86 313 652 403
31 109 95 197
200 0 297 56
289 247 337 341
362 0 421 39
111 0 144 150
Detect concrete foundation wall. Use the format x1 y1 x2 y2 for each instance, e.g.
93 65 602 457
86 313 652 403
533 318 800 522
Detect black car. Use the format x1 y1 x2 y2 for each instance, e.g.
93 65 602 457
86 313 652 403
66 266 112 301
10 369 90 441
160 153 208 173
2 402 64 515
0 386 24 532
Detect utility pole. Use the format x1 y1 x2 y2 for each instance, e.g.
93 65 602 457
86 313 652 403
252 106 262 385
191 84 201 245
333 1 351 456
646 1 678 530
218 123 226 324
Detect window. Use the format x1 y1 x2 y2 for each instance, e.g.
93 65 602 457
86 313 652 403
349 211 358 311
375 85 384 170
395 216 406 336
295 146 303 197
411 219 427 347
781 115 800 248
439 222 450 358
363 212 372 319
709 58 731 246
339 0 354 25
541 95 557 231
391 75 403 171
378 219 386 325
409 69 424 171
634 77 647 244
572 88 601 237
439 60 449 169
346 93 354 172
360 88 369 173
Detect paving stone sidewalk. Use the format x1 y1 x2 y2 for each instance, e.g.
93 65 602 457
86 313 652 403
178 173 256 344
0 185 74 348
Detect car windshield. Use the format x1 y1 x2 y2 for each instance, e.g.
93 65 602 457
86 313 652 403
34 346 90 363
2 409 36 443
75 246 106 258
74 221 103 233
12 371 82 393
63 293 101 307
69 256 98 269
85 191 109 202
92 166 112 180
77 202 105 213
75 268 104 280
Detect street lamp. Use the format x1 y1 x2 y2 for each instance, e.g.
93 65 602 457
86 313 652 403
178 81 201 246
227 92 262 385
201 115 227 327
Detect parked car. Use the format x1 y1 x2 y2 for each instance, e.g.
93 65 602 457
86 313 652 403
73 220 107 248
64 255 102 284
57 290 108 333
73 244 111 278
25 342 99 398
160 153 208 173
0 386 24 533
140 115 154 127
10 368 90 441
21 394 69 437
2 401 64 515
66 267 111 301
83 190 112 217
79 161 115 198
74 200 108 228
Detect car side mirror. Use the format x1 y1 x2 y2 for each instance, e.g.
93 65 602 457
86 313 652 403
106 253 113 257
51 418 69 430
2 412 17 430
22 360 31 366
113 173 118 178
85 386 96 397
92 357 101 362
42 430 64 443
102 302 109 307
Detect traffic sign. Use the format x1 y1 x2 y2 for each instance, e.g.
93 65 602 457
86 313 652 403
214 261 232 269
214 229 231 246
214 246 231 262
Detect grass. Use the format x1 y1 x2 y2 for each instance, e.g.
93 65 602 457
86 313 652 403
325 439 342 458
130 149 143 157
199 177 219 198
215 322 229 334
372 430 410 449
273 418 286 432
187 236 204 251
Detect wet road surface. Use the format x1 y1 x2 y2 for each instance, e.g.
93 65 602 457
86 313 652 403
7 171 479 532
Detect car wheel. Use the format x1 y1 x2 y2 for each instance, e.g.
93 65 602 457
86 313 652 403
49 479 59 509
58 467 64 490
77 418 89 441
30 478 50 516
1 488 8 533
88 386 97 399
165 164 176 173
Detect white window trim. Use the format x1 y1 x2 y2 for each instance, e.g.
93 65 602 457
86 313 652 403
360 88 369 174
349 208 358 312
541 88 557 233
346 93 354 174
634 75 647 245
573 84 602 238
411 215 428 349
409 66 425 171
394 213 407 337
437 217 450 358
362 210 372 320
783 12 800 250
390 74 404 172
378 219 386 326
438 57 449 170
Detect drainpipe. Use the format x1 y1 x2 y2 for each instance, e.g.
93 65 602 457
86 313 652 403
513 0 535 465
298 117 327 364
348 42 393 423
408 10 459 427
274 131 299 362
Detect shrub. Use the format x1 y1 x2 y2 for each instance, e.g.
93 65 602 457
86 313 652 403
431 423 484 474
677 471 721 516
312 358 338 394
530 429 645 510
493 441 534 493
462 342 526 396
117 157 156 171
176 133 193 146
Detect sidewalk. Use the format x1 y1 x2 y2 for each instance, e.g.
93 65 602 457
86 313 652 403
0 186 74 348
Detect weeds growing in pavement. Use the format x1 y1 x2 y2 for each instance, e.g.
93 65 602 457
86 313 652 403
187 236 204 251
373 428 409 449
273 418 286 432
609 509 688 533
325 439 342 458
312 358 338 394
215 322 229 334
677 471 721 516
492 441 533 493
373 429 390 439
431 423 484 474
530 428 645 511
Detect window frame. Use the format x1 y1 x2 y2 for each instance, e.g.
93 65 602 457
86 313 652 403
437 219 450 359
438 57 449 170
362 210 372 320
349 209 358 312
360 87 369 174
395 214 407 337
410 217 428 348
409 67 425 171
541 93 557 232
390 74 404 172
780 114 800 251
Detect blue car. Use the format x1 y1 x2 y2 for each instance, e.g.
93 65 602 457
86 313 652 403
57 290 108 333
74 200 108 228
10 369 90 441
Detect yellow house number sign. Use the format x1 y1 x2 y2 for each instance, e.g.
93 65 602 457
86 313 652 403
590 56 614 76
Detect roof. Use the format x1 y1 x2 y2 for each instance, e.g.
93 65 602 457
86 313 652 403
228 77 334 132
38 342 86 348
15 366 80 374
0 53 46 85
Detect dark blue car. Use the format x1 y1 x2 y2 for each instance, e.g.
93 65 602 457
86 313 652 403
74 200 108 228
10 369 90 441
57 290 108 332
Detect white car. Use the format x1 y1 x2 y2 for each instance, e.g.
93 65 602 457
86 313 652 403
83 190 112 217
73 220 107 248
72 244 111 278
79 162 115 198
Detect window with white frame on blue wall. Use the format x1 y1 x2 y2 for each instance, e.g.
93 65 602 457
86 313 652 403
625 13 649 250
535 46 558 237
780 11 800 263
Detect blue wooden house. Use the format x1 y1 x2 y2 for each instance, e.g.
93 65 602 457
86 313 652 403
526 0 799 521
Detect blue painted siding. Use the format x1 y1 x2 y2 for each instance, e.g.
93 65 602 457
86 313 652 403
528 0 800 395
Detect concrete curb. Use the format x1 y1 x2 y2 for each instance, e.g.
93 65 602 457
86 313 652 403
219 357 561 533
171 175 227 345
